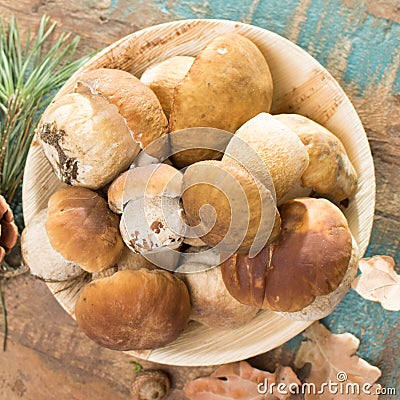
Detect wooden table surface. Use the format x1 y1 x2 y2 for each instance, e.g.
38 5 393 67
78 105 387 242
0 0 399 399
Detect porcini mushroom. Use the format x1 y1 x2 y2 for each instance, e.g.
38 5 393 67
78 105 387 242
76 68 169 149
169 33 273 167
38 91 140 190
182 159 277 255
140 56 195 118
221 198 358 320
170 33 273 132
223 113 309 201
176 258 259 329
117 163 185 270
21 208 84 281
45 186 124 273
75 269 191 350
274 113 358 202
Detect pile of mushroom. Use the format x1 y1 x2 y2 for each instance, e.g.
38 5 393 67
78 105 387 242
21 31 359 351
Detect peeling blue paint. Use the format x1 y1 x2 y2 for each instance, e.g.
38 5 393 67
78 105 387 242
344 15 400 96
109 0 120 12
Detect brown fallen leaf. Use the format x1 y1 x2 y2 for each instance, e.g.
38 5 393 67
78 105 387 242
184 361 300 400
351 255 400 311
294 322 381 400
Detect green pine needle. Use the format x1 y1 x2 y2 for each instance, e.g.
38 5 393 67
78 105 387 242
0 15 90 203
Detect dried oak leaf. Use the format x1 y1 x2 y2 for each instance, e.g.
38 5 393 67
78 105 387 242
294 322 381 400
0 195 18 264
184 361 300 400
351 256 400 311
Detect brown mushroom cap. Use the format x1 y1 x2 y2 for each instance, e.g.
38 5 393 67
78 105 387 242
224 113 309 201
75 269 191 350
182 160 277 254
38 92 139 189
169 33 273 168
221 198 355 319
274 113 358 202
170 33 273 132
140 56 195 119
109 163 184 214
263 198 353 312
221 246 272 308
76 68 168 149
46 186 124 273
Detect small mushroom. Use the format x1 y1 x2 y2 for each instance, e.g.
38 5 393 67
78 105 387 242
274 113 358 202
21 208 83 281
176 260 259 329
169 33 273 168
45 186 124 273
131 370 170 400
223 113 309 201
140 56 195 118
221 197 358 320
182 159 277 254
75 269 191 350
118 164 185 270
0 195 18 264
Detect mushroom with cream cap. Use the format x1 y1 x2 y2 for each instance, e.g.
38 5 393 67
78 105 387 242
274 113 358 203
116 163 186 270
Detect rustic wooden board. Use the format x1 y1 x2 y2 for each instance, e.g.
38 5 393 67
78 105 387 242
0 0 399 398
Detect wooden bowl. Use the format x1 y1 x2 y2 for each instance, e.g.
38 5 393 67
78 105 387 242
22 19 375 366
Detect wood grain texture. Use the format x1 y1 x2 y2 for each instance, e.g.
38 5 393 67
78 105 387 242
0 0 399 397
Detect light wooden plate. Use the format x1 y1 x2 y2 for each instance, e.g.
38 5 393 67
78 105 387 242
22 19 375 366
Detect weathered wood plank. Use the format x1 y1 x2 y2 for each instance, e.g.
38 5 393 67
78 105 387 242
0 0 399 397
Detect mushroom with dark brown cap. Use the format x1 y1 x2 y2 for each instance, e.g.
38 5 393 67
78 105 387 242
182 159 277 255
75 269 191 350
221 197 359 320
46 186 124 273
274 113 358 203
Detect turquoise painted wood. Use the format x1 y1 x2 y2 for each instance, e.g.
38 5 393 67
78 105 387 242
1 0 398 396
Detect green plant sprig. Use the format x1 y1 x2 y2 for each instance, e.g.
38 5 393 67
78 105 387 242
0 15 90 202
